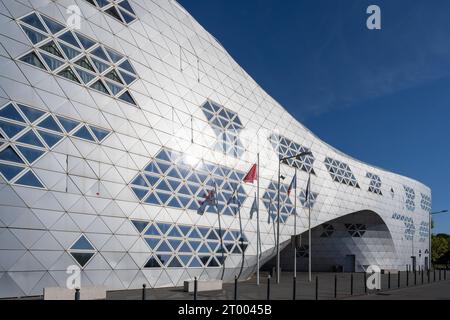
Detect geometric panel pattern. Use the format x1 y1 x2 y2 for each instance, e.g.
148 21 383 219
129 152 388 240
420 193 432 213
262 181 295 224
418 221 429 243
299 189 318 209
18 12 138 106
366 172 382 195
0 101 111 188
320 223 335 238
68 235 96 268
200 101 245 158
345 224 367 238
269 133 315 173
324 157 360 188
131 220 248 269
130 148 248 216
403 185 416 212
82 0 137 25
392 213 416 241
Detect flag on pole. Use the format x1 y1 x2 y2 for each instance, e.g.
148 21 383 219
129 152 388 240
198 185 216 215
287 173 297 196
305 175 311 207
243 164 257 183
250 193 258 219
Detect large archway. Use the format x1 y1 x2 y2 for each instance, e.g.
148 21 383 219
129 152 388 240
276 210 399 273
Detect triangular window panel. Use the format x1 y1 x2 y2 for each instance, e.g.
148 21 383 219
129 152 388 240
90 80 109 94
58 67 80 83
37 130 63 148
120 9 135 24
21 25 47 44
58 31 80 48
118 59 135 74
17 130 44 148
208 257 220 267
0 103 25 123
70 252 95 268
167 226 183 238
71 235 94 250
118 0 135 15
58 42 81 60
105 70 123 84
104 48 123 63
75 32 96 50
0 146 24 164
73 125 95 142
90 46 110 62
37 115 63 133
167 256 182 268
156 240 172 253
131 187 148 200
144 256 161 268
157 223 171 235
118 70 136 85
156 254 171 266
178 225 192 237
56 116 80 133
168 239 182 251
178 242 192 253
188 240 202 252
105 80 124 96
91 58 110 73
89 126 110 142
0 120 25 139
131 220 148 233
144 238 160 250
74 68 96 85
188 256 203 268
74 56 95 72
0 163 24 181
118 91 136 105
16 146 45 164
39 41 64 58
144 224 161 237
15 170 44 188
178 255 192 266
41 15 65 34
20 52 46 70
40 53 64 71
105 6 124 23
21 13 47 33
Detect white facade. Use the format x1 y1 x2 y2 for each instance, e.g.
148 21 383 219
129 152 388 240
0 0 430 298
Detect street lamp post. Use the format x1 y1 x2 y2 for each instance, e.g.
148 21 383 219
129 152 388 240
276 151 312 284
429 210 448 270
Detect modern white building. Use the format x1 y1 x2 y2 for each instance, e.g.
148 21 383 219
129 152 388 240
0 0 430 298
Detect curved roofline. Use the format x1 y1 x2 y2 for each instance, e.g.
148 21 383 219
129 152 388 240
173 0 429 190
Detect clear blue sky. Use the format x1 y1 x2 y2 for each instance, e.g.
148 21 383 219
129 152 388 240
178 0 450 234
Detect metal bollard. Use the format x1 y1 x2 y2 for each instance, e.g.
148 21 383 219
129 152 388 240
428 269 430 283
445 269 447 280
142 284 146 300
315 276 319 301
75 288 80 301
364 272 367 294
234 276 238 301
194 277 198 301
434 269 436 282
414 270 417 285
406 270 409 287
439 269 442 281
267 275 271 301
334 274 338 299
292 276 296 301
350 273 353 296
398 271 400 288
421 269 424 284
388 272 391 290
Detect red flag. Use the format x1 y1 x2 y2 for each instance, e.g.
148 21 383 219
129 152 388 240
243 164 257 183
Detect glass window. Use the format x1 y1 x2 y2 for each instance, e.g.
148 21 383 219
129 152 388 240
178 255 192 266
21 25 47 44
156 240 171 253
118 0 135 14
71 235 94 250
58 42 81 60
21 13 47 33
178 243 192 253
20 52 46 70
188 257 202 268
40 53 64 71
56 116 80 133
0 163 23 181
105 6 124 22
17 130 45 148
58 67 80 83
40 41 64 58
168 239 182 251
119 9 135 24
118 60 135 74
144 238 160 250
16 146 45 164
0 104 25 123
58 31 80 48
73 125 95 142
0 146 24 164
70 252 94 268
167 226 182 238
37 115 63 133
75 68 96 85
131 220 148 233
37 130 63 148
15 170 44 188
104 48 123 63
105 80 124 96
90 80 109 94
105 70 123 84
91 46 110 62
75 32 96 50
74 56 95 72
167 256 182 268
91 57 109 73
144 256 160 268
89 126 110 142
144 224 160 236
41 15 65 34
118 91 136 105
131 187 147 200
118 70 136 85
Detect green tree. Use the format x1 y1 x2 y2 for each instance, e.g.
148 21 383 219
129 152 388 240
432 235 449 263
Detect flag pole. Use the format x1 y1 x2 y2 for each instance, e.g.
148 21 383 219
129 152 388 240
256 153 260 285
293 167 297 278
308 172 312 282
276 159 281 284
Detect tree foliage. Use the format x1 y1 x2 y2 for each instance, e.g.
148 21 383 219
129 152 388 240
432 234 449 263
